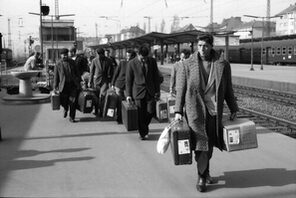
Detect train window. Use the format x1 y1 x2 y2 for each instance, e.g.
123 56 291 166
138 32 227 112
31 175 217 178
282 47 286 55
288 47 292 55
277 47 281 55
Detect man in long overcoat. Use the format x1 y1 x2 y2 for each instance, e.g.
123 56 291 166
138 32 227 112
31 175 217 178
175 34 239 192
54 48 81 123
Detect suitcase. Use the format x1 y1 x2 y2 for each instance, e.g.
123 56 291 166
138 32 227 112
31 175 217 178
223 118 258 152
167 96 176 122
6 86 19 95
51 92 60 110
170 120 192 165
77 90 94 113
121 101 138 131
156 99 168 122
103 89 119 118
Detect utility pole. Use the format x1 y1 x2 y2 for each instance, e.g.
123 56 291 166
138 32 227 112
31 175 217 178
8 18 12 49
95 23 98 42
266 0 270 37
210 0 214 32
40 0 43 63
144 16 151 33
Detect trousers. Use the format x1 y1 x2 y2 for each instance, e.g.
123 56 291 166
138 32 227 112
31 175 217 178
194 110 217 178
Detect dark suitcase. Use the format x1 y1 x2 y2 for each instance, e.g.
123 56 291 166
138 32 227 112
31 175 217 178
121 101 138 131
167 96 176 122
6 86 19 95
156 99 168 122
77 90 94 113
51 93 60 110
103 89 119 118
170 120 192 165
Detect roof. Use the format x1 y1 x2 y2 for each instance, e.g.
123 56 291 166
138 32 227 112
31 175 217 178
276 3 296 16
87 30 235 49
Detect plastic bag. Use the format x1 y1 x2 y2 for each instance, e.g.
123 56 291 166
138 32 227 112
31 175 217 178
157 120 178 154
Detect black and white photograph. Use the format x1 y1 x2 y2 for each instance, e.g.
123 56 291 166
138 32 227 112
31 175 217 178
0 0 296 197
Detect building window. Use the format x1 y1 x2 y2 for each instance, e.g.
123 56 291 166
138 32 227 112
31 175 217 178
288 47 292 55
271 48 275 55
282 47 286 55
277 47 281 55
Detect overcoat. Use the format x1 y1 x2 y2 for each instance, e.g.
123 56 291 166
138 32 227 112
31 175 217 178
53 58 81 92
175 50 239 151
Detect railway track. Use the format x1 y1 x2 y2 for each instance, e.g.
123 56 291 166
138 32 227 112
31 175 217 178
159 67 296 138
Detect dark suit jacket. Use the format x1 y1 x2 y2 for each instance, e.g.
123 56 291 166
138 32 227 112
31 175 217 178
111 60 128 89
89 56 114 87
126 56 160 100
53 58 81 92
75 55 89 76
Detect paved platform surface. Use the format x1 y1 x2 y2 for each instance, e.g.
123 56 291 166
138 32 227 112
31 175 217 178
159 63 296 93
0 90 295 198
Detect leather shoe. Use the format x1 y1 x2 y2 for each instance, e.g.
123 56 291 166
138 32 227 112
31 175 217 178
206 174 217 184
196 177 207 192
63 110 68 118
69 118 77 123
139 135 148 140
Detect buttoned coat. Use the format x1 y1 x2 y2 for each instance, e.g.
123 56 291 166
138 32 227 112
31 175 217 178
89 56 114 88
126 56 160 100
53 58 81 92
175 50 239 151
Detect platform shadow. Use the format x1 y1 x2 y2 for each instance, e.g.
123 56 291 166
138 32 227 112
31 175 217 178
208 168 296 191
0 156 94 171
13 147 91 158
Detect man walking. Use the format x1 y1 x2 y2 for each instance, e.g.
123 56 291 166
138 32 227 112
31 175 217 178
88 48 114 116
126 45 161 140
174 34 239 192
54 48 81 123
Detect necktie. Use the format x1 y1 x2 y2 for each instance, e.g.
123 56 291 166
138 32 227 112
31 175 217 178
142 60 147 75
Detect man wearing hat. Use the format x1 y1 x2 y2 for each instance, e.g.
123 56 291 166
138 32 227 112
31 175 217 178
54 48 81 122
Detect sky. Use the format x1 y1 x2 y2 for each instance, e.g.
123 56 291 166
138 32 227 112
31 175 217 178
0 0 295 54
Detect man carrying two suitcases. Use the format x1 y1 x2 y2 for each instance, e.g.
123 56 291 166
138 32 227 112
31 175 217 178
174 34 239 192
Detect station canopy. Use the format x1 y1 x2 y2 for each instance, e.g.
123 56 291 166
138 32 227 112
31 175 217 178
87 30 230 50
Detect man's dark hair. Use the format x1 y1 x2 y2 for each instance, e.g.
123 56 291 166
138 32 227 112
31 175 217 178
96 48 105 56
197 33 214 46
181 49 191 59
127 49 137 60
138 45 149 57
70 47 77 53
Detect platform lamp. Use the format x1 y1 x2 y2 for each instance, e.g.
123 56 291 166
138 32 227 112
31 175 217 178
29 0 50 65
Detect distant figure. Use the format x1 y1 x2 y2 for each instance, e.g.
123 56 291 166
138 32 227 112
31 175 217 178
53 48 81 123
111 49 137 124
88 48 114 116
105 49 118 70
70 47 89 76
24 52 41 71
126 45 161 140
174 34 239 192
169 49 191 95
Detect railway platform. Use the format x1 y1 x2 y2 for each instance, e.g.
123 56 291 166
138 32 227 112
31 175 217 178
0 89 295 198
159 63 296 94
